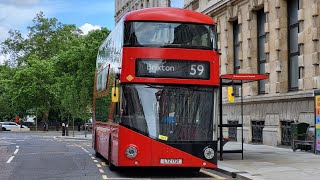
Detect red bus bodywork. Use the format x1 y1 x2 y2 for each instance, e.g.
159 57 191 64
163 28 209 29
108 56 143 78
93 8 219 170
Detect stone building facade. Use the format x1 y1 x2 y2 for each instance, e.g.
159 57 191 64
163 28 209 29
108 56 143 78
185 0 320 147
115 0 171 23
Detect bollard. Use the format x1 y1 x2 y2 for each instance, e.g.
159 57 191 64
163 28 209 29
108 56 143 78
66 124 69 136
62 123 65 136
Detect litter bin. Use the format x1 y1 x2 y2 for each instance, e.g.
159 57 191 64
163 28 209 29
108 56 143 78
66 124 69 136
291 122 311 151
291 122 309 141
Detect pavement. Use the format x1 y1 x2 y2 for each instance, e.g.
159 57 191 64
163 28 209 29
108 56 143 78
54 132 93 140
217 142 320 180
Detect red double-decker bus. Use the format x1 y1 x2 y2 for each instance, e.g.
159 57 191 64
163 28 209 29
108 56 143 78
93 8 220 171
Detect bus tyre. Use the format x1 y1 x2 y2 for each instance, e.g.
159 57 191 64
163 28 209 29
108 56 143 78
95 151 102 158
94 133 102 158
108 140 117 171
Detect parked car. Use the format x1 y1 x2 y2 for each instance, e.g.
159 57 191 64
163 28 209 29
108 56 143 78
0 122 30 131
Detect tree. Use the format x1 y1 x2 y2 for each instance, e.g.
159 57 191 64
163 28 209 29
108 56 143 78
9 57 55 121
0 65 15 119
0 12 110 124
53 28 110 123
1 12 81 66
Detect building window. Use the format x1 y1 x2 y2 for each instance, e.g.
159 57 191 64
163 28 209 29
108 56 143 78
251 121 265 144
257 9 266 94
233 20 240 96
288 0 299 91
192 0 199 10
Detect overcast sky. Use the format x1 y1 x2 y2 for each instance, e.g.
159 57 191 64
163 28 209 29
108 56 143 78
0 0 184 64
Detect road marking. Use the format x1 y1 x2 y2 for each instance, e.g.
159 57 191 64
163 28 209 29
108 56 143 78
101 162 106 166
6 156 15 163
200 169 227 180
94 160 98 163
102 175 108 179
89 154 92 156
99 169 105 173
91 157 95 159
16 140 25 142
96 164 102 168
82 148 89 153
14 149 19 155
16 145 19 148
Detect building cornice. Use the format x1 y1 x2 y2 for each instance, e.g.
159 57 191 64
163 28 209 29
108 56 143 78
201 0 229 15
201 0 249 17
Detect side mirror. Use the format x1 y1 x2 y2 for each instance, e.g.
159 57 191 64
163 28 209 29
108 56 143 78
111 87 119 103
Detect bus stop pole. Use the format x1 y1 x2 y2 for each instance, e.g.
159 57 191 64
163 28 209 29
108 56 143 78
219 78 223 161
241 80 244 160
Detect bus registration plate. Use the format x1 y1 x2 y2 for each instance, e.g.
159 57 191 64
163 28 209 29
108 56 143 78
160 159 182 164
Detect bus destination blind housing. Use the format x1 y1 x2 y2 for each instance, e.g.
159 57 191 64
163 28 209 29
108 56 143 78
136 59 210 80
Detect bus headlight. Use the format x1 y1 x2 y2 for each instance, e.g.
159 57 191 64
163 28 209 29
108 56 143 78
125 145 138 159
204 147 214 160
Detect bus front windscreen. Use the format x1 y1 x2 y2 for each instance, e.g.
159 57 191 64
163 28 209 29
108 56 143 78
124 22 217 50
120 84 215 141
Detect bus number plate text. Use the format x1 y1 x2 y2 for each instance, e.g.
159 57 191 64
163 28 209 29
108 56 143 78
160 159 182 164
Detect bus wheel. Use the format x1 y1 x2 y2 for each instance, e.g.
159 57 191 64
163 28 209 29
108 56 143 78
94 134 102 158
95 151 102 158
108 140 117 171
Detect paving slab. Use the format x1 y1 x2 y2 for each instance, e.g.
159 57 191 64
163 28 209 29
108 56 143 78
218 142 320 180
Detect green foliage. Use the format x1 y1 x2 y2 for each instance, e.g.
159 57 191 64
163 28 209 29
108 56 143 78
0 12 110 122
10 57 55 116
0 65 15 119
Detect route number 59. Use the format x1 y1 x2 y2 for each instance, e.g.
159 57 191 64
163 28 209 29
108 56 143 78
190 64 204 76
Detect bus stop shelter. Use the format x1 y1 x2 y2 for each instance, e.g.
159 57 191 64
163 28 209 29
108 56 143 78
219 74 268 161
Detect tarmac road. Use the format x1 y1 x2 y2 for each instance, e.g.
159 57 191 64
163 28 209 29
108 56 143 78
0 132 234 180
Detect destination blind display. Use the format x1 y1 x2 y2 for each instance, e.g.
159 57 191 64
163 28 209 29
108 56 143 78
136 59 210 79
